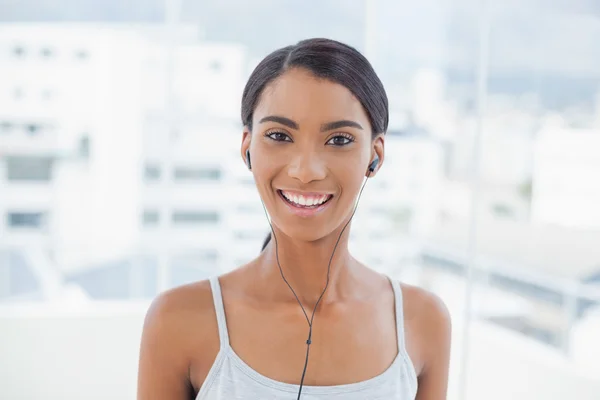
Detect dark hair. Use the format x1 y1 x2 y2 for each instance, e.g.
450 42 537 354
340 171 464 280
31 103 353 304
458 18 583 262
241 38 389 252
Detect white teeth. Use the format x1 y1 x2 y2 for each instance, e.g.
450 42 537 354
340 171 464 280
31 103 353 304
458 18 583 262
281 191 330 207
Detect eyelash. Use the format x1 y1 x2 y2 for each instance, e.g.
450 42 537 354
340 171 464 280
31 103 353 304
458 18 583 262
264 130 355 146
328 133 355 146
265 130 291 142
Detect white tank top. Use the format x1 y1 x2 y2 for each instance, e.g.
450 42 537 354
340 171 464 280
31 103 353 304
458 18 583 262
196 276 418 399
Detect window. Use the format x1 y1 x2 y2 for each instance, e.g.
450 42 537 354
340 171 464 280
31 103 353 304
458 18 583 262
0 121 13 133
173 167 221 181
25 124 41 135
172 211 219 225
7 212 46 229
40 47 54 58
41 89 53 100
142 210 160 226
75 50 89 60
491 203 515 219
237 204 259 213
12 46 25 57
13 87 24 100
79 136 90 158
173 250 219 265
209 60 223 72
234 231 264 240
144 164 161 181
6 157 53 181
239 177 255 185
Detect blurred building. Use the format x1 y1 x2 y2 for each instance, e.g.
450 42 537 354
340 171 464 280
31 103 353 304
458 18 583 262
351 127 444 268
422 215 600 350
531 124 600 229
0 23 446 300
0 24 146 298
0 23 249 297
138 37 249 289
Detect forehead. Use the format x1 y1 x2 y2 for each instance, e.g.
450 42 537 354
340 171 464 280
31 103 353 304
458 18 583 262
253 68 370 128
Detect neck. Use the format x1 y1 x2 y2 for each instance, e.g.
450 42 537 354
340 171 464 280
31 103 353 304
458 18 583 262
257 224 358 308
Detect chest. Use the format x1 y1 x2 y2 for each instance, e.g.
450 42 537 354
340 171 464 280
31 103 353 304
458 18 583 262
224 296 399 386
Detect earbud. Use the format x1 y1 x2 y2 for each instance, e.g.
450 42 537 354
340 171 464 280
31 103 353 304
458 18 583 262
368 156 379 173
245 149 252 170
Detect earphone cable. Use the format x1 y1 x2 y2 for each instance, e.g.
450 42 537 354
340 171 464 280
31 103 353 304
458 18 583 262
259 168 374 399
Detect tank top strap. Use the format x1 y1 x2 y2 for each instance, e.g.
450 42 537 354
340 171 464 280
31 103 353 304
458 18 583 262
209 276 230 347
389 277 407 352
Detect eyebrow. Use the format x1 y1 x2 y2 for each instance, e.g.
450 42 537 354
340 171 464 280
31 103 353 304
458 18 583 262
258 115 363 131
320 120 363 132
258 116 299 129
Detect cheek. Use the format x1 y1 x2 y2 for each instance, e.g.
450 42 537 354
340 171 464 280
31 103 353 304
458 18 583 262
251 161 278 195
337 164 368 199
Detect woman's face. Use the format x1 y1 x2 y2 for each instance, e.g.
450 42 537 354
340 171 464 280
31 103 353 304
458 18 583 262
242 67 384 243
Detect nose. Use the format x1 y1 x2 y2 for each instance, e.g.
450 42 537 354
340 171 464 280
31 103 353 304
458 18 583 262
287 151 327 183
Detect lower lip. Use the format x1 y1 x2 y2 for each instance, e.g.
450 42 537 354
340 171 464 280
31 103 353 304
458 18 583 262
277 191 333 217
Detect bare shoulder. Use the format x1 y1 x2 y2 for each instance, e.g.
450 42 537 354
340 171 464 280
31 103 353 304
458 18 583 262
143 278 220 354
145 279 215 327
399 282 452 376
400 283 451 330
138 279 220 395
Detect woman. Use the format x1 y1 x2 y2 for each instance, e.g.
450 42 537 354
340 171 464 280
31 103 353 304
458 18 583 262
137 38 451 400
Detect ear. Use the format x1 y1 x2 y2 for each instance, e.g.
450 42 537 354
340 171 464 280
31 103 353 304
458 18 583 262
366 133 385 177
241 127 252 169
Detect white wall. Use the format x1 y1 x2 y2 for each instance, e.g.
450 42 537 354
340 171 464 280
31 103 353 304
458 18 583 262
0 303 146 400
0 302 598 400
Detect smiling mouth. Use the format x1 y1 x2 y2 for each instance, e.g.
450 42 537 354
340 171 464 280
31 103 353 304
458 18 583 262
277 190 334 209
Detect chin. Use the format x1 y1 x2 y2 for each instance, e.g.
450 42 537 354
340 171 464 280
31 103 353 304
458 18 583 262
284 226 331 243
272 215 350 245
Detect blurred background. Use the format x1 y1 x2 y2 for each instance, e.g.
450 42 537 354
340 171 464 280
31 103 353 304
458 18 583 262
0 0 599 399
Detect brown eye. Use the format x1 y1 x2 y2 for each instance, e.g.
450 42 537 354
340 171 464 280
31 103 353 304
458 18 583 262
327 135 354 146
266 131 292 142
